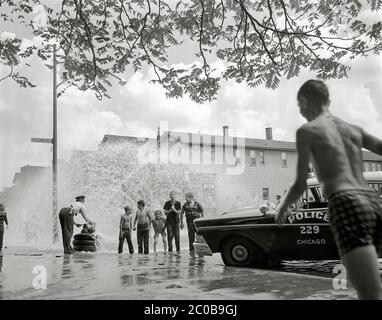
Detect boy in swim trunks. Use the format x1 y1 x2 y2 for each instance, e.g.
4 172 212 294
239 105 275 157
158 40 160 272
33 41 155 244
133 200 152 254
152 210 167 253
275 79 382 299
118 206 134 254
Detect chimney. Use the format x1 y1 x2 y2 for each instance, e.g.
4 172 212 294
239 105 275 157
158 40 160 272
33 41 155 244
223 125 229 137
266 127 273 140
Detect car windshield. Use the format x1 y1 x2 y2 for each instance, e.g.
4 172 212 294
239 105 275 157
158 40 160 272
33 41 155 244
368 182 382 197
281 174 382 211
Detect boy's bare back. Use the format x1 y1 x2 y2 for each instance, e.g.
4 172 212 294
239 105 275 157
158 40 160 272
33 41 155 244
301 112 369 197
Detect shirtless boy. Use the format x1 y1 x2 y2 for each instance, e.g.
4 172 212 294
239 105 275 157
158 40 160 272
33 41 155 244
133 200 152 254
118 206 134 254
276 79 382 299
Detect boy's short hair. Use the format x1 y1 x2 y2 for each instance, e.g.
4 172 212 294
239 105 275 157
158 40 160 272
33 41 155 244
137 200 145 207
0 203 4 210
185 192 194 199
297 79 329 108
154 210 162 216
124 205 132 213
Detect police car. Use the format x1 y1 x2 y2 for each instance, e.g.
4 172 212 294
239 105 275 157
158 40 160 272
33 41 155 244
193 172 382 267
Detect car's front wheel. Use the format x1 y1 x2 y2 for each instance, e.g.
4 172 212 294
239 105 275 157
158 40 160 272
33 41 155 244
221 237 256 267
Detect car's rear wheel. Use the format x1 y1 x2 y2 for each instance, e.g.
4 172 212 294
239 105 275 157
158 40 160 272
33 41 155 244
221 237 256 267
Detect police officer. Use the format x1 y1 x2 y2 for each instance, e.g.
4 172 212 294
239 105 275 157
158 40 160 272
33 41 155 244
59 195 91 254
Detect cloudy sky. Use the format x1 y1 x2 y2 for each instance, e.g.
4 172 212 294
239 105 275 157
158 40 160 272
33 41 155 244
0 4 382 190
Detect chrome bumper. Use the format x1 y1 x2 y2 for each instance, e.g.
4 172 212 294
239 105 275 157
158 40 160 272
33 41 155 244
193 242 213 256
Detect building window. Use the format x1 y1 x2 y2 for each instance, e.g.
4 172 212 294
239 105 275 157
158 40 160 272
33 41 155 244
377 162 382 171
367 162 373 172
363 162 367 172
262 188 269 201
281 152 287 168
249 150 256 166
259 151 265 166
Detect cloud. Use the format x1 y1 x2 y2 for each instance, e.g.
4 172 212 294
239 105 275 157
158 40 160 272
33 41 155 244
117 67 214 134
0 31 15 41
329 82 382 136
58 88 124 156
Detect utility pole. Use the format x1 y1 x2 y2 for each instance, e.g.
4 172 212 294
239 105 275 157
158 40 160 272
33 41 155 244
52 44 58 243
31 44 59 243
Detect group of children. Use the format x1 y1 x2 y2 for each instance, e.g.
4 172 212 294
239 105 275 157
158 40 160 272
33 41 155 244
118 200 167 255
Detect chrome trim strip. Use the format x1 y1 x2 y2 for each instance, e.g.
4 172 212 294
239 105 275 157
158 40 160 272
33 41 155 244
197 223 329 231
193 242 213 256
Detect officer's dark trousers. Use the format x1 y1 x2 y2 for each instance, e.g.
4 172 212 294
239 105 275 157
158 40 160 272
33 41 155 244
59 207 74 254
167 223 180 252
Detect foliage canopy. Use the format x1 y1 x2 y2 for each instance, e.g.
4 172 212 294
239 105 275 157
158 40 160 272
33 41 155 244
0 0 381 102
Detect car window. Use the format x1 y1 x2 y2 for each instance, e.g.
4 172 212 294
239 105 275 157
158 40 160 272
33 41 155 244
297 186 328 209
368 183 382 197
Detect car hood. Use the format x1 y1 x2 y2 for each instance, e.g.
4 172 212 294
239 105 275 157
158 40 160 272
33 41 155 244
193 212 275 229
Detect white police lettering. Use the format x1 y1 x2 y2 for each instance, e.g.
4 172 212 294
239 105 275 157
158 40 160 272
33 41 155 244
288 211 329 223
296 239 326 245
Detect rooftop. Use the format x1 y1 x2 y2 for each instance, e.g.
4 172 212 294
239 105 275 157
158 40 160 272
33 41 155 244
101 131 382 160
165 131 296 151
101 134 156 145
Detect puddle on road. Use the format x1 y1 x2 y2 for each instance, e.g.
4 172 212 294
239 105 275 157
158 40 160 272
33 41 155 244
1 248 380 299
280 260 340 277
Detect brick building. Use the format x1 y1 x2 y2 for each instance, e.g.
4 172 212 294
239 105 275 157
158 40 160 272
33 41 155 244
101 126 382 214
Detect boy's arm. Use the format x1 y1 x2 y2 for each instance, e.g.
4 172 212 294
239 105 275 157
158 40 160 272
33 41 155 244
173 202 181 215
180 204 185 227
79 207 90 223
133 212 137 229
164 202 172 216
198 203 204 218
5 212 8 226
360 127 382 156
276 127 311 224
119 217 123 235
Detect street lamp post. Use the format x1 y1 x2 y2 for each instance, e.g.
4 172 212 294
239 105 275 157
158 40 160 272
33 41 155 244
52 44 58 243
31 44 59 243
30 47 127 243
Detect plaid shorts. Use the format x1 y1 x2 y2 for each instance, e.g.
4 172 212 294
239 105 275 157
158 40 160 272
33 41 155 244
328 189 382 257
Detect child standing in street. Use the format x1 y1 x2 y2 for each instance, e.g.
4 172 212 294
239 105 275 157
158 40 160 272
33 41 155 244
152 210 167 253
118 206 134 254
133 200 151 254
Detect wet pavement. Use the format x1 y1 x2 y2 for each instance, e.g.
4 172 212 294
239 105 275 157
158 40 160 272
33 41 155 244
1 246 378 300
